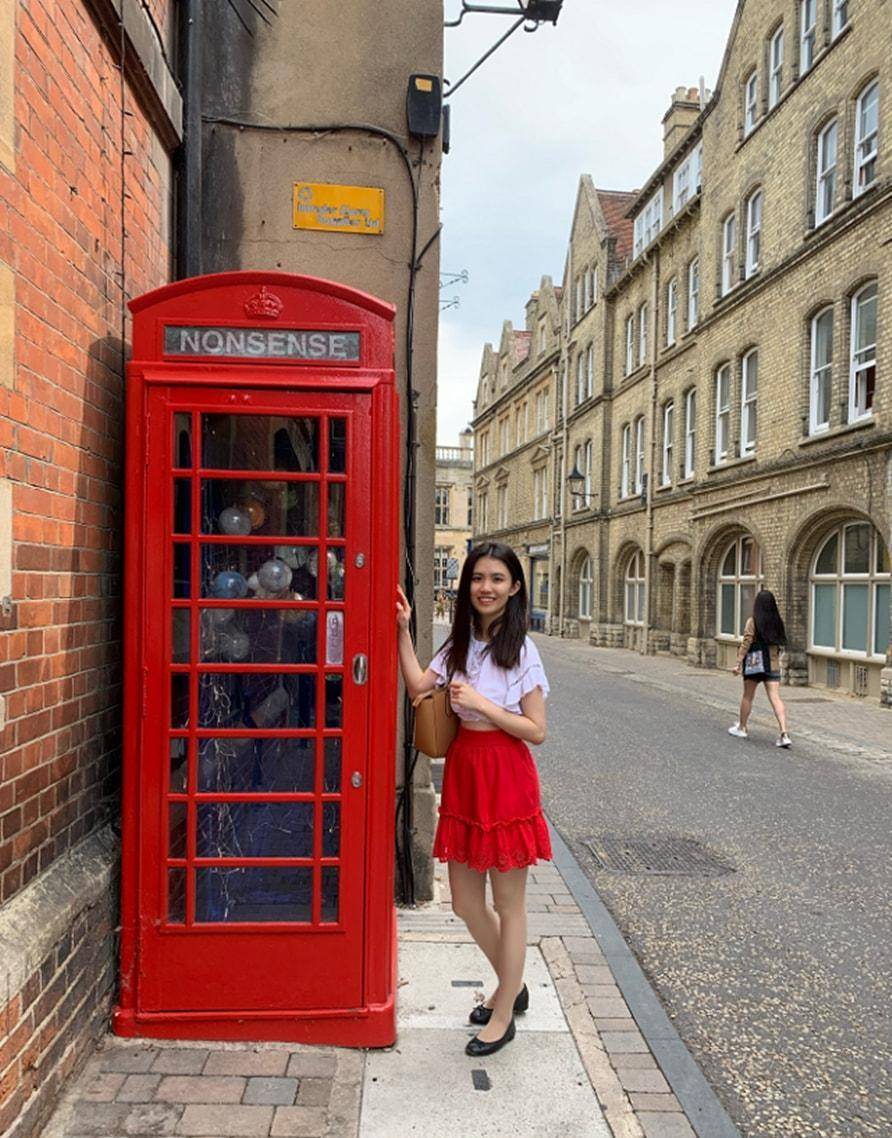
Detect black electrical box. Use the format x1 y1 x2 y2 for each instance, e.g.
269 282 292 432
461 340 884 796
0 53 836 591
407 74 442 139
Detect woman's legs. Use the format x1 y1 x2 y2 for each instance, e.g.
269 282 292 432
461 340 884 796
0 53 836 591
473 866 529 1042
448 860 501 974
764 680 788 735
738 679 758 729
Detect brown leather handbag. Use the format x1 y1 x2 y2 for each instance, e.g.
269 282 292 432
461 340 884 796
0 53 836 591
412 687 458 757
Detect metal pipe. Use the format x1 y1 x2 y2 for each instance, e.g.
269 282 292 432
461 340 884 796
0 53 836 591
177 0 203 279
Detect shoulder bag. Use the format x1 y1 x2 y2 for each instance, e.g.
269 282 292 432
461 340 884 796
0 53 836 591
413 687 458 757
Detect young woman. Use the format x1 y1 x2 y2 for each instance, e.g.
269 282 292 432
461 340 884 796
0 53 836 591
396 542 552 1058
729 589 792 747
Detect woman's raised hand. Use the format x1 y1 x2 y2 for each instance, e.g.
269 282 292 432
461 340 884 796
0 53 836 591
396 584 412 633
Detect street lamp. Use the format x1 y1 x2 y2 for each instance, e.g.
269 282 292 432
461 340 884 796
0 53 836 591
566 461 593 504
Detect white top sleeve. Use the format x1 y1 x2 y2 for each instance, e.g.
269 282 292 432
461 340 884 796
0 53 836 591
506 637 550 702
428 644 450 685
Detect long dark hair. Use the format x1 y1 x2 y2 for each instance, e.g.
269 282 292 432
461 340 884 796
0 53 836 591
753 589 787 645
441 542 528 676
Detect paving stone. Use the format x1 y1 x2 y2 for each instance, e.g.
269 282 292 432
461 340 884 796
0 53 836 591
586 997 630 1018
205 1051 290 1077
574 965 614 986
582 984 623 1000
637 1112 697 1138
151 1050 210 1075
155 1076 246 1103
617 1068 671 1095
243 1077 299 1106
117 1074 164 1103
98 1048 157 1074
285 1053 337 1078
80 1073 127 1101
176 1104 274 1136
526 899 549 911
294 1077 332 1107
593 1017 637 1032
547 904 581 913
68 1100 183 1135
630 1092 683 1111
612 1054 659 1070
600 1031 650 1054
270 1106 329 1136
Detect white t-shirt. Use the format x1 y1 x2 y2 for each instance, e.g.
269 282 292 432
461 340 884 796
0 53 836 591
428 634 550 723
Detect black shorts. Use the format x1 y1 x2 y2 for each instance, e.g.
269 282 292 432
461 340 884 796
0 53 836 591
744 671 781 684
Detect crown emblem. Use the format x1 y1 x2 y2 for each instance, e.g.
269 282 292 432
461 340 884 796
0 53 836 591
244 286 284 320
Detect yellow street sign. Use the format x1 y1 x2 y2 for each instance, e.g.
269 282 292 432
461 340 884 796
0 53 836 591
292 182 384 235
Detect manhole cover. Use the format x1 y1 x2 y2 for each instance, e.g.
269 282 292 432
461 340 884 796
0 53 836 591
584 836 735 877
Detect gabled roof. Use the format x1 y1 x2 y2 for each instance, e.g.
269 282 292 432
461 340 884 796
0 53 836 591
512 331 532 365
594 189 637 264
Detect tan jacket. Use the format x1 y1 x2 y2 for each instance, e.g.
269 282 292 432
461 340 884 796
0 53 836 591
737 617 783 671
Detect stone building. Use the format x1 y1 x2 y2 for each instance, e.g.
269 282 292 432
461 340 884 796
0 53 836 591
474 0 891 706
434 430 474 595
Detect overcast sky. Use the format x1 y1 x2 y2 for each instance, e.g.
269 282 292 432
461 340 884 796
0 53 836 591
437 0 739 445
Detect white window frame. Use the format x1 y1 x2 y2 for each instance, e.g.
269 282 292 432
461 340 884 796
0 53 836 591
740 348 758 455
831 0 848 39
849 282 877 423
625 550 646 627
634 416 645 494
621 424 631 498
809 306 834 435
591 266 599 305
533 467 548 521
538 319 547 356
721 212 737 296
815 119 838 226
638 303 648 368
583 269 591 312
745 190 762 278
435 485 450 526
586 343 594 400
810 523 891 659
717 536 764 639
666 278 678 346
496 483 507 529
661 401 674 486
853 80 879 197
800 0 816 75
633 187 663 257
477 490 488 531
715 363 731 463
575 275 583 322
576 352 585 406
499 417 509 456
672 155 692 216
687 257 699 330
769 25 784 109
684 388 696 478
578 556 593 620
584 438 593 502
694 142 703 191
744 69 759 135
624 314 634 376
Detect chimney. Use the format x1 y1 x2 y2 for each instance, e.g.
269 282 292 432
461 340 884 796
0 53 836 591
662 85 701 158
524 291 540 332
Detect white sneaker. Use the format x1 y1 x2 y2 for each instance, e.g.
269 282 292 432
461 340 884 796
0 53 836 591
728 723 748 738
776 733 792 748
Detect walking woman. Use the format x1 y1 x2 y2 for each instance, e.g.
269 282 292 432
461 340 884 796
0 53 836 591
729 589 792 747
395 542 552 1057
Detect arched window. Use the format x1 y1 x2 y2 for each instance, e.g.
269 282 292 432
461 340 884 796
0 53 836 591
810 522 890 657
625 550 646 626
717 535 763 637
578 556 593 620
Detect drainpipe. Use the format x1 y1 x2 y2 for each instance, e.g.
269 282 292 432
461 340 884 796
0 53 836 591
177 0 203 278
643 247 660 655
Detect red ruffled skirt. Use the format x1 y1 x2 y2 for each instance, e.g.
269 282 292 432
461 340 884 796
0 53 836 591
433 726 552 872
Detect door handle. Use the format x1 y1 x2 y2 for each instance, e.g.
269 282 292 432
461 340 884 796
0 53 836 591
352 653 368 685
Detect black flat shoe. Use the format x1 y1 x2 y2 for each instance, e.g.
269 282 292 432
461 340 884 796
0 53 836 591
465 1017 516 1057
469 983 528 1026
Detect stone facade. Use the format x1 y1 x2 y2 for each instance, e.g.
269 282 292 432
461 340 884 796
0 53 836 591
434 431 474 597
474 0 891 705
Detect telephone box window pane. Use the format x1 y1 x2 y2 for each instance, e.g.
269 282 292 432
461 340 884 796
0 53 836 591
202 415 319 472
171 674 190 727
812 584 837 648
172 609 190 663
195 866 312 923
170 738 188 793
321 867 339 922
322 803 340 857
842 584 868 651
328 418 347 473
197 802 314 859
198 673 316 729
201 480 319 538
174 480 192 534
169 801 188 859
328 546 345 600
198 736 315 793
202 545 318 600
173 413 192 468
168 869 186 924
323 738 341 792
200 608 317 665
325 675 343 728
173 544 191 598
327 483 345 537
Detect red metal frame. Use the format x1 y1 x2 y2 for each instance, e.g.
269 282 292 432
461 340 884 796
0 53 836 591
115 273 399 1045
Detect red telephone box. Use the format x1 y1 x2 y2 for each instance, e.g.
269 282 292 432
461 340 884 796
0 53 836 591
113 272 399 1046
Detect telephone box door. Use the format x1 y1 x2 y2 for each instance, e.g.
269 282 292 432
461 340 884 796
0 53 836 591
139 385 370 1013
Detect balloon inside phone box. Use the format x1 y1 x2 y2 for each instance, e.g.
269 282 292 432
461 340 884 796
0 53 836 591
211 558 293 601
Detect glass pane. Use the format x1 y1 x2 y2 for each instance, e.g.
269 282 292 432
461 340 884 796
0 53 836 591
200 608 317 664
321 867 339 923
844 524 870 574
197 673 316 729
197 802 314 859
815 533 838 575
721 544 737 577
198 736 315 793
876 539 890 574
172 609 190 664
323 738 341 792
325 611 344 665
739 583 755 635
842 584 868 651
812 584 837 648
328 418 347 473
325 675 343 728
201 480 319 538
196 866 312 923
327 483 345 537
322 803 340 857
173 544 191 598
171 674 190 727
170 737 188 793
174 479 192 534
636 582 645 622
875 584 890 655
625 582 633 622
740 538 755 577
202 545 318 600
720 583 736 635
327 547 346 601
173 413 192 468
169 801 188 858
168 868 186 924
202 415 319 472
